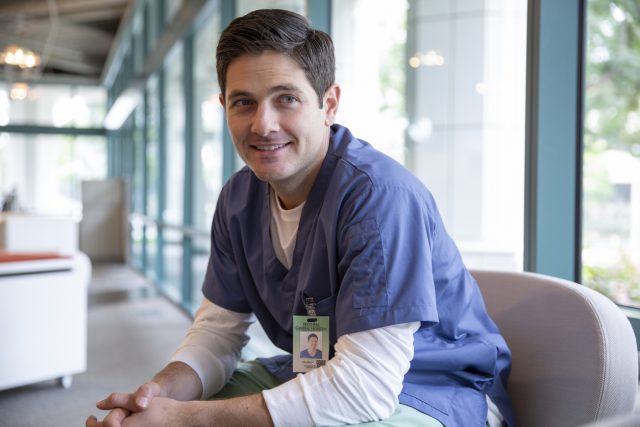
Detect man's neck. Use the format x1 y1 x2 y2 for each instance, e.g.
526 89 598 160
270 161 322 210
272 186 307 210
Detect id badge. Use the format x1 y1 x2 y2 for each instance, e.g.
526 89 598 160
293 315 329 373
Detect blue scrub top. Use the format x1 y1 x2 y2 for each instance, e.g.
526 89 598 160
203 124 514 427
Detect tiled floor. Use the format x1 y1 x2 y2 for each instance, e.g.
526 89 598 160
0 263 192 427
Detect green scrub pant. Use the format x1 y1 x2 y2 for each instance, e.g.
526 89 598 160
213 360 444 427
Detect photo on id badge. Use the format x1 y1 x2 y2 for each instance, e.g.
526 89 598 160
300 331 323 359
293 314 329 372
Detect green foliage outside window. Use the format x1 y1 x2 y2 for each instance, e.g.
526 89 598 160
582 0 640 307
583 256 640 305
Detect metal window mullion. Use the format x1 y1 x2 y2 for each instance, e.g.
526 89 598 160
141 91 149 271
157 68 167 289
524 0 585 282
306 0 331 33
181 32 195 310
221 0 235 182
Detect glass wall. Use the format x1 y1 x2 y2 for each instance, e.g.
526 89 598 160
0 83 105 127
145 74 161 281
159 43 185 302
163 43 185 226
162 228 184 303
332 0 407 163
191 235 210 312
165 0 182 24
130 105 146 270
582 0 640 308
334 0 527 270
0 133 107 217
0 81 107 218
236 0 305 16
408 0 527 270
193 10 224 232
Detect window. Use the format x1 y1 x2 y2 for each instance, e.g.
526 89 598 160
191 235 210 313
146 75 160 221
582 0 640 308
162 228 184 303
145 75 161 281
236 0 305 16
332 0 528 270
160 44 186 298
193 11 224 232
130 106 146 270
332 0 407 163
163 43 185 225
0 133 107 217
0 83 105 127
165 0 182 24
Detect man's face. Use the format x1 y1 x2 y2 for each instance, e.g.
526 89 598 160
308 336 318 352
221 51 339 205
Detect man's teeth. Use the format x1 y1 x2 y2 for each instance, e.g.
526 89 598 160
256 144 286 151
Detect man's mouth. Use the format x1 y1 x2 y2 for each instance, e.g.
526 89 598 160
253 143 289 151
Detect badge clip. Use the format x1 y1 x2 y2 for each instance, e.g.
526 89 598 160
304 297 317 316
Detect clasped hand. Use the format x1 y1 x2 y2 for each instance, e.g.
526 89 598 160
86 382 188 427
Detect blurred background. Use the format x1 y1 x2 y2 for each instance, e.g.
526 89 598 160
0 0 637 361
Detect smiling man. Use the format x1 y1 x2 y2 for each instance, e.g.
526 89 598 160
299 334 322 359
87 9 513 427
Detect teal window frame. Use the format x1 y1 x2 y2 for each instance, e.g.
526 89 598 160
525 0 585 282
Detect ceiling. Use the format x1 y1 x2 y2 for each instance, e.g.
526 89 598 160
0 0 132 85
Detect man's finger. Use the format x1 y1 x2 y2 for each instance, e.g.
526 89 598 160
97 392 138 411
86 415 102 427
132 383 159 408
102 407 130 427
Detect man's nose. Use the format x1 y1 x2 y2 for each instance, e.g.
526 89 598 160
251 103 279 136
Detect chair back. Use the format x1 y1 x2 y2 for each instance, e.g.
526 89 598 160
471 270 638 427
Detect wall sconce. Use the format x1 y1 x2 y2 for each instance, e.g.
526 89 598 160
0 45 42 69
408 50 446 68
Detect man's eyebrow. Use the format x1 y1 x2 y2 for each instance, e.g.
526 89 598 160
269 84 302 94
226 89 252 100
227 84 303 100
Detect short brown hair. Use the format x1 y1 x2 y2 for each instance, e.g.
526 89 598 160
216 9 335 108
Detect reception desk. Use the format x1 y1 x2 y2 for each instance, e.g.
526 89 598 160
0 251 91 390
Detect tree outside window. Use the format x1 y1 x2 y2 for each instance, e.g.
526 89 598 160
583 0 640 307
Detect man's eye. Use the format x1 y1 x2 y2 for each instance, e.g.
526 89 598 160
279 95 298 104
232 99 253 108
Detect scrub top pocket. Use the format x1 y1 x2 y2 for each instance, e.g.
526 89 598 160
342 218 389 309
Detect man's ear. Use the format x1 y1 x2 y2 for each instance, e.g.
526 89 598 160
219 93 225 107
323 84 340 127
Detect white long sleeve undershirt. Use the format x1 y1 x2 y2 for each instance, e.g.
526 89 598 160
264 319 420 426
171 189 417 424
171 188 503 425
171 298 419 426
170 299 256 399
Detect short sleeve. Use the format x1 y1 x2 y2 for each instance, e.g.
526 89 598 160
202 186 252 313
334 184 440 337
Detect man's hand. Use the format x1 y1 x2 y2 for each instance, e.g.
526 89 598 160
86 361 204 426
85 381 167 427
87 396 192 427
87 392 274 427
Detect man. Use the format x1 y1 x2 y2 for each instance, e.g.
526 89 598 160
87 9 513 427
299 334 322 359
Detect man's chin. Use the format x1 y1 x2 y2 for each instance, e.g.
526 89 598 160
251 169 287 185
